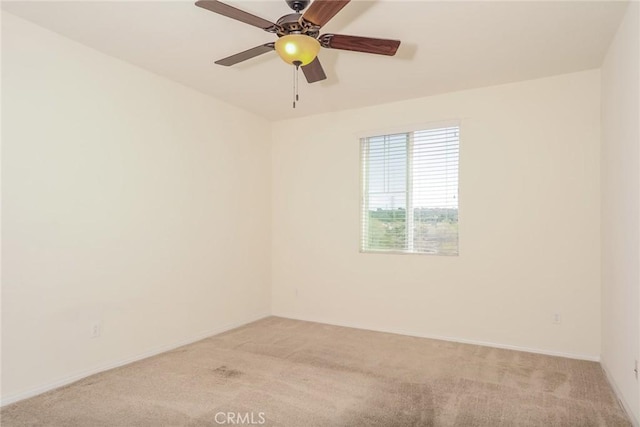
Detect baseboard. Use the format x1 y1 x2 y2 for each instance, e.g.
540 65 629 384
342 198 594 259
0 311 270 407
601 361 640 427
273 312 600 362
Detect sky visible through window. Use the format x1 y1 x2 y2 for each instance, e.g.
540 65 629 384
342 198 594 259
366 127 459 211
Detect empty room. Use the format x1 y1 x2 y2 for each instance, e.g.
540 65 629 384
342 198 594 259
1 0 639 425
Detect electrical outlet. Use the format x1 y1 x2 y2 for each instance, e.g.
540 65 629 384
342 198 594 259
552 313 561 325
90 321 102 339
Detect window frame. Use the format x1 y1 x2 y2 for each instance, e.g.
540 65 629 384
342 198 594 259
358 120 461 256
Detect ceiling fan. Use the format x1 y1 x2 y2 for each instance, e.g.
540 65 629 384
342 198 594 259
195 0 401 84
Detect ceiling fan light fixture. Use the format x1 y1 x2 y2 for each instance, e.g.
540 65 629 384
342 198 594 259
274 34 320 66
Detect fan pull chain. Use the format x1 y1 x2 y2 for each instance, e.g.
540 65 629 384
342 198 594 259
292 61 302 109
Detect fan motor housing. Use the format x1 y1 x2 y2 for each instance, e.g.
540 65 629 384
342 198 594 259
276 13 320 38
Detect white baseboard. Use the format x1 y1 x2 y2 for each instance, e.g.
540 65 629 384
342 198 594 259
273 312 600 362
601 362 640 427
0 312 270 407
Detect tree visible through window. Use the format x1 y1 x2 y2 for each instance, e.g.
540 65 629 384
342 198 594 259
360 125 459 255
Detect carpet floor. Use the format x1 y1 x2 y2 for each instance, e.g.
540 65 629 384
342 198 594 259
1 317 631 426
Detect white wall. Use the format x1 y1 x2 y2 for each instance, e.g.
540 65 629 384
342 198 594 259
272 70 602 360
1 13 271 403
601 2 640 424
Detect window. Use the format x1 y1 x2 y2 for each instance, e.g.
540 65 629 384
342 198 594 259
360 124 459 255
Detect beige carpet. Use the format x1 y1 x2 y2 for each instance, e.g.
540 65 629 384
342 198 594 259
1 317 631 426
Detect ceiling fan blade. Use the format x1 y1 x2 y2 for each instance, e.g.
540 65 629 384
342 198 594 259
195 0 277 31
301 57 327 83
302 0 350 28
320 34 400 56
215 43 275 66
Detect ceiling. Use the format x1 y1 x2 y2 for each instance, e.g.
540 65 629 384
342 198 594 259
2 0 628 121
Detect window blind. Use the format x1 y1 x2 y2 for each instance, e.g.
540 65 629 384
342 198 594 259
360 125 459 255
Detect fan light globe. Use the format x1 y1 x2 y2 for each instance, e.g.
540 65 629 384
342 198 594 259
274 34 320 66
